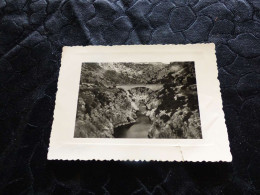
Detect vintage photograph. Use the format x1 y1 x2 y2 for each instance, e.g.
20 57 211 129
48 44 231 161
74 62 202 139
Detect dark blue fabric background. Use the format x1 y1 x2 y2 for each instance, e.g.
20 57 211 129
0 0 259 194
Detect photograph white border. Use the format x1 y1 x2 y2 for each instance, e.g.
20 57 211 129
48 44 232 162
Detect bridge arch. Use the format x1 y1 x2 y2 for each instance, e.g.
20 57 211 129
116 84 163 91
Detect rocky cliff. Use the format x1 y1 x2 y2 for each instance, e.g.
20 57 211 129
74 83 137 138
146 62 202 138
80 62 168 85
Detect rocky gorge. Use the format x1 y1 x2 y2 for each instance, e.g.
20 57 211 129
74 62 202 139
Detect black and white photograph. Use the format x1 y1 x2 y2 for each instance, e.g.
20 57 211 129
74 62 202 139
48 44 231 162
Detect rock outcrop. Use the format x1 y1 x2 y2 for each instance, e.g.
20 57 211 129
74 84 137 138
146 62 202 138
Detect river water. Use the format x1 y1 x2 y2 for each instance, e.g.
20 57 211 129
114 103 152 138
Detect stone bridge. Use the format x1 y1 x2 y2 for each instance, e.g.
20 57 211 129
116 84 163 91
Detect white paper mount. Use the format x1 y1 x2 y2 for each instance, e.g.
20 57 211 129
48 44 232 162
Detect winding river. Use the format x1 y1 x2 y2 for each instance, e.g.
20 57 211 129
113 84 163 138
114 103 152 138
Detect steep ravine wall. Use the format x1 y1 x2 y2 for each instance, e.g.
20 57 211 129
74 84 138 138
146 65 202 139
125 65 202 139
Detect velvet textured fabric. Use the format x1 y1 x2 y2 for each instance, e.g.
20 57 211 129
0 0 259 194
